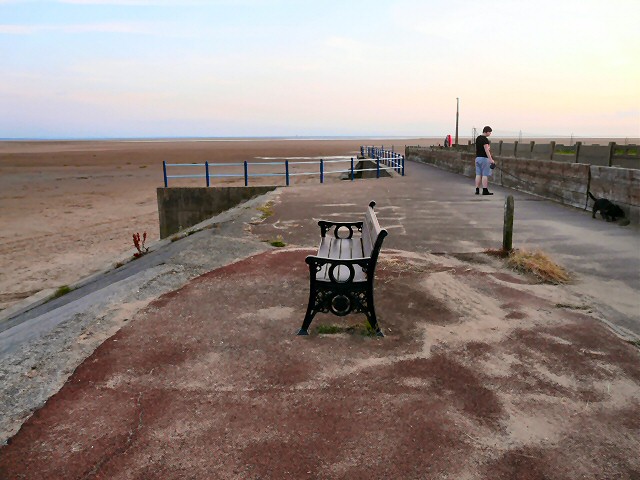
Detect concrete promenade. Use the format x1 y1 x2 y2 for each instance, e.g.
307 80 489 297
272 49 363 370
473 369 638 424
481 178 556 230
254 160 640 338
1 160 639 479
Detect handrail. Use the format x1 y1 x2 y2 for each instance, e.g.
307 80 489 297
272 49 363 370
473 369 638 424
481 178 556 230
162 151 405 187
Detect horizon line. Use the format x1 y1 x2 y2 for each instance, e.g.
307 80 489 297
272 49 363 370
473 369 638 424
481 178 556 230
2 134 639 142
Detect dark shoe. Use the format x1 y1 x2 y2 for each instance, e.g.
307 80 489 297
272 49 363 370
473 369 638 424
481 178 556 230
482 188 494 195
475 188 480 195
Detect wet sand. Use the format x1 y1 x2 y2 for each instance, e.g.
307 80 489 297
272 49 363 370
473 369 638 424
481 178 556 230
0 138 435 312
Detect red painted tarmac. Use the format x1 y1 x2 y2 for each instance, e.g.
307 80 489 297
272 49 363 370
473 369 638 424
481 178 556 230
1 246 639 479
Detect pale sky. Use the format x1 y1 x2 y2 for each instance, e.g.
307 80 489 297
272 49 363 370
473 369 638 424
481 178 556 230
1 0 639 139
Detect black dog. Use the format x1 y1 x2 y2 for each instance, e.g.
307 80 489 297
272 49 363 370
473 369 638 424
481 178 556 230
588 191 625 222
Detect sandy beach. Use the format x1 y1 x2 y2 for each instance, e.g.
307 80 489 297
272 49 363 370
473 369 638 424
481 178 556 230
0 138 435 313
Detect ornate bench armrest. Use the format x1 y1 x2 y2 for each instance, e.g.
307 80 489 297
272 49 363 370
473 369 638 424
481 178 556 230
317 220 364 238
305 255 371 283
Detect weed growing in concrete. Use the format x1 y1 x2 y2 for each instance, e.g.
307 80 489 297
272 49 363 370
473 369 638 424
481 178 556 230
53 285 72 298
317 325 342 334
269 235 286 247
507 249 570 284
317 323 377 336
257 201 275 219
133 231 149 258
486 248 571 284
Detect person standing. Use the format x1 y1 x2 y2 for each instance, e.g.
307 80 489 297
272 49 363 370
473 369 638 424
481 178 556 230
475 126 495 195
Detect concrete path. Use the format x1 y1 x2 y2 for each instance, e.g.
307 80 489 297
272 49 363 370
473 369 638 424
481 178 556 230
254 160 640 338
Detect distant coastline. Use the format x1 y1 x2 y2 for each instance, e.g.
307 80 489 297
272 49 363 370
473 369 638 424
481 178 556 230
0 136 434 142
1 135 638 143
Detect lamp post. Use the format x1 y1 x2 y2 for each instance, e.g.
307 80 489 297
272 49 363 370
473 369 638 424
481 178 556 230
455 97 459 146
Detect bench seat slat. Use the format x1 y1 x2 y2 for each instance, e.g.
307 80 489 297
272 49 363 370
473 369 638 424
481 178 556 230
316 237 366 283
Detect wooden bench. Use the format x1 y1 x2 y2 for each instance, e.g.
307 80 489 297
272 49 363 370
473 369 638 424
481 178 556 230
297 201 388 336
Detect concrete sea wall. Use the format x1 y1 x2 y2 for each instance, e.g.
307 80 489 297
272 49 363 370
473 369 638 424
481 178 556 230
451 141 639 170
157 186 277 238
406 148 640 224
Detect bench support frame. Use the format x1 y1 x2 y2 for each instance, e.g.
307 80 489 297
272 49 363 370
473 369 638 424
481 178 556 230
297 201 387 337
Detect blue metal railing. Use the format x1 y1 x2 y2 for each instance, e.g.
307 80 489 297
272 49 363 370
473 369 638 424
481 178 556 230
361 145 405 176
162 151 405 187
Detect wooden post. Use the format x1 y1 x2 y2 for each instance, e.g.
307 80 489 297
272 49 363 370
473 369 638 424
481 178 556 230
575 141 582 164
550 141 556 160
607 141 615 167
503 195 514 252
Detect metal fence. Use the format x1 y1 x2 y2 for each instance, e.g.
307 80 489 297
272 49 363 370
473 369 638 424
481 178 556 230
162 147 405 187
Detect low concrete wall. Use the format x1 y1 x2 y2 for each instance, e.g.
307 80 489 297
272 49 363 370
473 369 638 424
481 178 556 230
497 157 590 208
580 144 613 167
532 142 553 160
406 147 640 224
453 141 638 169
590 167 640 224
515 141 534 159
501 142 516 157
157 186 277 238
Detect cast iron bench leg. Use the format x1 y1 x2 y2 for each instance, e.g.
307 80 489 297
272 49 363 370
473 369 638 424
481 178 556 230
365 291 384 337
298 287 318 335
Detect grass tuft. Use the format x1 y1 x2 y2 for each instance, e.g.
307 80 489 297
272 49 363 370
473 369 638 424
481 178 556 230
317 323 377 336
269 235 286 247
507 249 570 284
53 285 72 298
317 325 343 334
257 201 275 219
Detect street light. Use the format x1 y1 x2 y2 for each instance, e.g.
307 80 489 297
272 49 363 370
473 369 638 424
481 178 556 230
455 97 459 146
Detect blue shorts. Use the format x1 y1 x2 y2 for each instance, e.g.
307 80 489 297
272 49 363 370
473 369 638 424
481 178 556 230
475 157 492 176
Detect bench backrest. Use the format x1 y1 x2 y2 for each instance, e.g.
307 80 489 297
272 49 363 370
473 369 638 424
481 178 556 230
362 201 388 268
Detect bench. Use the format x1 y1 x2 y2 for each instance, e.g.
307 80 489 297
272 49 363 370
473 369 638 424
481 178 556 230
297 201 388 336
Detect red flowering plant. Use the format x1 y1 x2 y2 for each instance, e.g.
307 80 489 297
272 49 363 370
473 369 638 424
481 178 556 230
133 232 149 258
